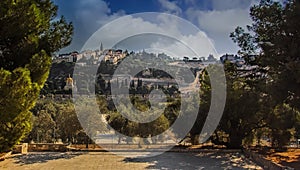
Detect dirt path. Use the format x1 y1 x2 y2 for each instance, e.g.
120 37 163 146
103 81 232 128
0 151 262 170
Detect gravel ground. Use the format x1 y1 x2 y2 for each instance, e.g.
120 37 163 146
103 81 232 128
0 151 262 170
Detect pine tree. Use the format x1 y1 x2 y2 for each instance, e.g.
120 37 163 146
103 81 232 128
0 0 73 152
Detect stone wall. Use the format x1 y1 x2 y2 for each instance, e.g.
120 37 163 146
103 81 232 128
12 143 28 154
28 144 68 152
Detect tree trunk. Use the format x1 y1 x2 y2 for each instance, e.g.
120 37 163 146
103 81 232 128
190 134 200 145
85 136 89 149
228 135 243 149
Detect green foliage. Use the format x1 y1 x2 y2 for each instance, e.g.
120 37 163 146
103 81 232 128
56 101 83 143
231 0 300 105
76 97 108 137
221 63 263 148
268 104 296 147
193 64 264 148
229 0 300 147
106 95 174 141
30 109 56 143
26 50 52 87
0 68 38 151
0 0 73 152
0 0 73 70
230 26 258 57
28 99 95 144
189 69 211 141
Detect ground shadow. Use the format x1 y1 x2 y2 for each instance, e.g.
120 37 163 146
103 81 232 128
277 155 300 169
124 152 261 170
13 152 86 165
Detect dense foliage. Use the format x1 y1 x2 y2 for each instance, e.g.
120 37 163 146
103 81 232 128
189 0 300 148
222 0 300 148
27 99 99 145
0 0 73 152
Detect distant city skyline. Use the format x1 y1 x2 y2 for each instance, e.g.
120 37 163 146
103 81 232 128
53 0 262 55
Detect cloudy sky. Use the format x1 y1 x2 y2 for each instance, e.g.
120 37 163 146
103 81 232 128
53 0 259 57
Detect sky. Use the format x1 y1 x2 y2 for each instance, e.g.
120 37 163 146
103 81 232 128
53 0 259 57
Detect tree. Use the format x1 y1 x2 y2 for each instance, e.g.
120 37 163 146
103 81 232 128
0 0 73 152
56 101 82 144
220 63 264 148
76 97 108 148
0 0 73 70
230 0 300 147
106 95 171 144
189 68 211 145
231 0 300 105
0 68 39 151
28 99 101 145
193 64 264 148
29 100 57 143
268 103 296 147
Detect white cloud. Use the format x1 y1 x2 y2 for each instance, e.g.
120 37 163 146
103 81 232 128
158 0 182 15
59 0 125 53
149 31 217 58
211 0 255 10
75 0 126 27
83 13 217 58
185 1 258 54
186 8 251 34
59 0 259 56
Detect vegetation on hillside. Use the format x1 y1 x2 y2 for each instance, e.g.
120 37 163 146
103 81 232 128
1 0 299 151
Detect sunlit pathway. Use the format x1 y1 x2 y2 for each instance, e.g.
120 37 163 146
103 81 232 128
0 151 262 170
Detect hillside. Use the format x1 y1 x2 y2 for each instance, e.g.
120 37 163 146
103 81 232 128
41 61 75 94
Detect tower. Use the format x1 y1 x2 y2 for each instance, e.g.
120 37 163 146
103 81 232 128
100 42 103 52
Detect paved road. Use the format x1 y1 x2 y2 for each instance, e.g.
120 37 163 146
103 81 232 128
0 151 262 170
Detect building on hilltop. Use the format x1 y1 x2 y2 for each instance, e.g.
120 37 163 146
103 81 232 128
54 52 78 63
207 54 217 61
220 54 245 67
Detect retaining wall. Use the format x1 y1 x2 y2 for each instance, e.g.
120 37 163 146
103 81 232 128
28 143 68 152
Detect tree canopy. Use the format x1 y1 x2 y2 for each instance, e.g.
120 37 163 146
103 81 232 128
0 0 73 152
231 0 300 107
223 0 300 148
190 0 300 148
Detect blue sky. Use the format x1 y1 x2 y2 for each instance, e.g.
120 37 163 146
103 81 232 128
53 0 258 57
